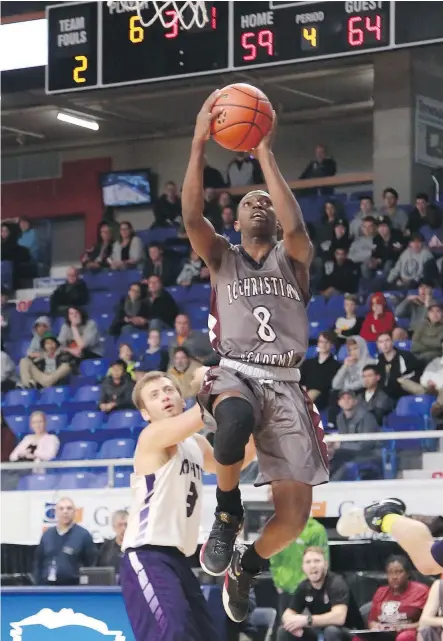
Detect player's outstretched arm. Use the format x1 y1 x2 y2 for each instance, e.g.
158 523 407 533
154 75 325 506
194 433 256 474
138 404 204 453
182 90 229 271
253 114 313 267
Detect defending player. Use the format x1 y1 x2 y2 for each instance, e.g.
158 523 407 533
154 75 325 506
119 369 256 641
182 91 329 622
337 498 443 575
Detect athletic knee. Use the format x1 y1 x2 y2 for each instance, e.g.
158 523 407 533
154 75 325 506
213 397 255 466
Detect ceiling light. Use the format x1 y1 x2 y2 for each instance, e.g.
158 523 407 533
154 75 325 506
57 112 99 131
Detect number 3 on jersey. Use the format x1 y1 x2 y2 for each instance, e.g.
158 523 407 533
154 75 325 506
253 306 276 342
187 481 198 517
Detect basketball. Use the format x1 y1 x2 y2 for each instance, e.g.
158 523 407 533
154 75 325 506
211 83 274 152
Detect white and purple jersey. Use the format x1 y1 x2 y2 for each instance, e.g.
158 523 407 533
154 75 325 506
122 437 203 557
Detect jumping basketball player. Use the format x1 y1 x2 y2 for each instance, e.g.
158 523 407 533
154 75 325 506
182 91 329 622
337 498 443 575
119 369 256 641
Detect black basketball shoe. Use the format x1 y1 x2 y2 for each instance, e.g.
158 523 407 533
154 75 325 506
364 498 407 533
200 511 242 576
222 544 256 623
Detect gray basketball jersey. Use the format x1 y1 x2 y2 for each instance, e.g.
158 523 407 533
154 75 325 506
208 241 309 368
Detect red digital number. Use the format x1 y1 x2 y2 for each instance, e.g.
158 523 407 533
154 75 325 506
164 9 179 39
348 15 382 47
241 29 274 61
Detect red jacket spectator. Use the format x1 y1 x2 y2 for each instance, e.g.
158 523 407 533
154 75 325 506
360 292 396 342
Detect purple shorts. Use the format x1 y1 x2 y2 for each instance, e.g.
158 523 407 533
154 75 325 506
431 539 443 568
120 546 220 641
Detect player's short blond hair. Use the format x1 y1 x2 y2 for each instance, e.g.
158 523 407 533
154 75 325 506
303 546 326 558
132 371 182 411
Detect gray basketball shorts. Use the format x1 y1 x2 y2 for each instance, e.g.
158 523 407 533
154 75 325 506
198 362 329 487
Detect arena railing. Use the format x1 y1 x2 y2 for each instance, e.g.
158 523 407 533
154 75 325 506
0 430 441 487
219 171 374 197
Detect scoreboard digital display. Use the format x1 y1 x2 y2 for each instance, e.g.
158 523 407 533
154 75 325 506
46 1 443 94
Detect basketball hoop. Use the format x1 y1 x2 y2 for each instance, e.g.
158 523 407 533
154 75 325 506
106 1 209 30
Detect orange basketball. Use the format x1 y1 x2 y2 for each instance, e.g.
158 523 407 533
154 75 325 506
211 83 274 152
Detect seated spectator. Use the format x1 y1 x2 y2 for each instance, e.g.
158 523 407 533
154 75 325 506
1 343 17 392
278 546 362 641
58 306 103 360
301 332 340 410
1 413 17 462
34 497 96 585
329 390 381 480
99 360 135 413
50 266 89 317
421 205 443 257
97 509 128 573
360 364 394 425
145 274 179 330
369 216 406 281
19 333 72 389
411 302 443 364
137 328 169 374
203 157 225 189
152 181 182 228
316 200 341 251
379 187 408 231
319 248 360 297
1 287 11 341
368 555 429 641
227 151 263 187
26 316 51 358
221 206 241 245
376 333 421 400
332 336 375 393
394 281 433 334
110 282 150 337
18 217 39 263
406 193 430 235
348 216 377 271
168 313 196 356
1 222 31 288
399 343 443 399
176 249 209 286
142 243 176 287
167 346 199 399
349 195 378 239
333 294 363 343
81 221 114 271
418 579 443 641
109 221 145 270
299 144 337 196
388 234 437 289
110 343 137 380
360 292 396 342
9 411 59 462
218 190 233 210
203 187 223 231
327 219 351 257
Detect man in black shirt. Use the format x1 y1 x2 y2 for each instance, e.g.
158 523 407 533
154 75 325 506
319 248 360 297
97 509 128 574
301 332 340 410
299 144 337 196
376 333 422 400
277 547 362 641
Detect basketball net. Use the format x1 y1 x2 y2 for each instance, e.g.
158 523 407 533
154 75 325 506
106 1 209 30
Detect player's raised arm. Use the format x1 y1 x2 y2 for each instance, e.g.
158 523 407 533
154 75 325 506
182 91 229 271
138 404 204 453
254 114 313 267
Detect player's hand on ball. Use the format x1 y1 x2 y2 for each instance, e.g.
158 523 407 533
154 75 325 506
253 110 277 158
193 90 223 143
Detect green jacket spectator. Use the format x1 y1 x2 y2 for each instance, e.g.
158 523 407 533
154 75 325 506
270 517 329 594
411 302 443 364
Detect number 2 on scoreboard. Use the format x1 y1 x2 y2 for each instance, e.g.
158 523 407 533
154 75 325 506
73 55 88 83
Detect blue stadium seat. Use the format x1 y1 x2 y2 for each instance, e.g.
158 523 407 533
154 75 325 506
89 291 120 310
185 305 209 329
67 411 104 432
203 473 217 485
114 467 131 488
29 297 51 314
305 345 317 359
60 440 98 460
327 295 345 314
146 227 177 244
394 340 412 351
186 283 211 304
4 389 38 408
385 414 425 431
396 395 434 417
70 385 101 404
90 312 113 332
185 398 196 410
119 331 148 354
367 342 378 358
38 386 70 406
6 415 29 436
105 410 141 431
58 472 94 489
89 473 109 489
309 321 329 340
98 438 135 459
166 285 188 305
308 296 327 317
79 360 109 380
18 474 58 491
45 413 69 433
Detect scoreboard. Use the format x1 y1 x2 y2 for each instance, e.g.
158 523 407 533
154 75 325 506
46 1 443 94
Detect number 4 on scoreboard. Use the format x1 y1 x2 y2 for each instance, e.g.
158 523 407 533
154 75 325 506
301 26 318 50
